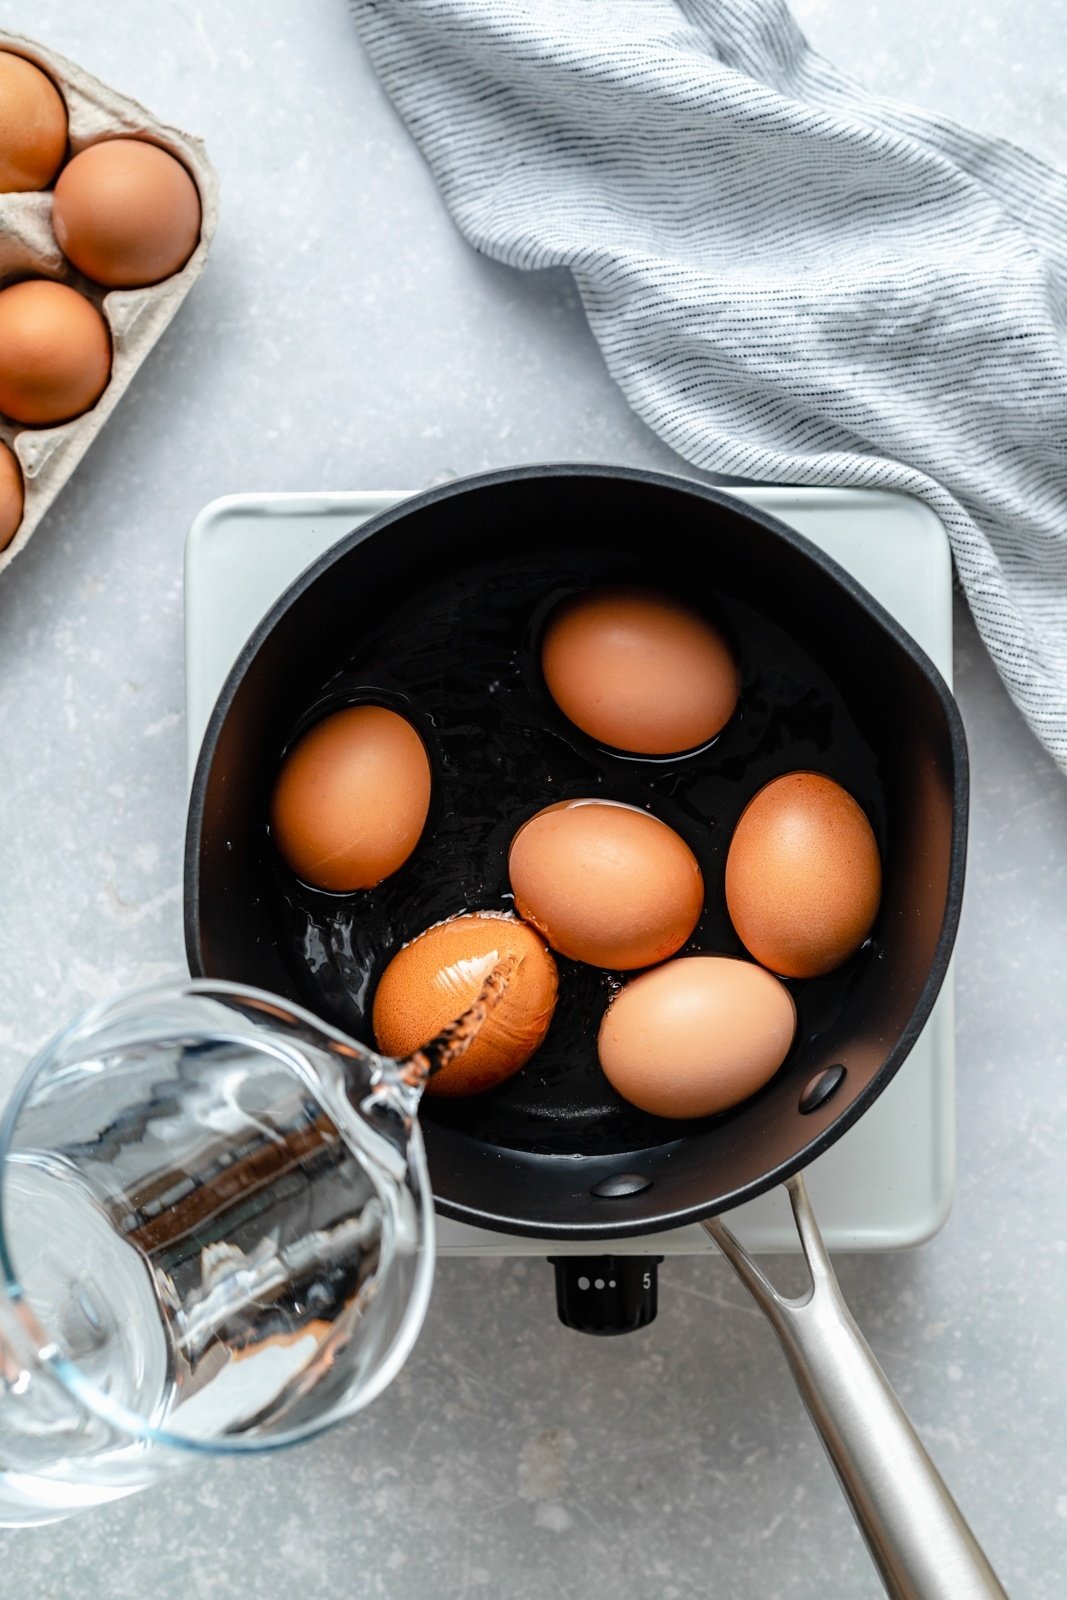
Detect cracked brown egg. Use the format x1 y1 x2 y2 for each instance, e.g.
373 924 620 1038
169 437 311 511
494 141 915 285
372 912 558 1097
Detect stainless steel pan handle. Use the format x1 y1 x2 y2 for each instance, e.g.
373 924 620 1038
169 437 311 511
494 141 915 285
702 1176 1007 1600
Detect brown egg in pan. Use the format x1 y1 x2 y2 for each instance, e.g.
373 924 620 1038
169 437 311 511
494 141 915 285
268 565 883 1129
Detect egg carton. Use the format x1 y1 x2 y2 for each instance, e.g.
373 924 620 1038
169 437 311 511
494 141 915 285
0 28 219 575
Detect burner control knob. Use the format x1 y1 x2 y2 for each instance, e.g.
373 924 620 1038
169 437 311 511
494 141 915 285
549 1255 662 1336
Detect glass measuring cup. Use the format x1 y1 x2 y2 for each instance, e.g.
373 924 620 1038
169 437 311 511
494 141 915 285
0 979 458 1526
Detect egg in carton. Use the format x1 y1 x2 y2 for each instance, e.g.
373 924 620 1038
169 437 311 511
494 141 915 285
0 28 219 574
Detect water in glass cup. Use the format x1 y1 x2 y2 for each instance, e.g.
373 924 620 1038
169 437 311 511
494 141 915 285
0 982 438 1525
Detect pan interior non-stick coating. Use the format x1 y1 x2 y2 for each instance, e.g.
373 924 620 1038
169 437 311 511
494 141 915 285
272 546 886 1158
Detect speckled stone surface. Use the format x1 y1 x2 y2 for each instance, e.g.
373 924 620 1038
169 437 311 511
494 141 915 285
0 2 1065 1595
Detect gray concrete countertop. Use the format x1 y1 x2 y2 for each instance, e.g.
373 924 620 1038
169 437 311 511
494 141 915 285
1 2 1065 1595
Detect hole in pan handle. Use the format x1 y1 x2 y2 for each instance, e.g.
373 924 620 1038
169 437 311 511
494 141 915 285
703 1175 1007 1600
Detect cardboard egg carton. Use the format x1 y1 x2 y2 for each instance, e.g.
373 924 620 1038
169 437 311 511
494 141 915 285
0 29 219 574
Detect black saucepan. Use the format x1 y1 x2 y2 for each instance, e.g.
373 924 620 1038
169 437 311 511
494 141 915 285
185 465 964 1245
185 467 1006 1599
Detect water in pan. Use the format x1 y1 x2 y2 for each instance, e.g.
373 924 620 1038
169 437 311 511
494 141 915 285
272 549 885 1157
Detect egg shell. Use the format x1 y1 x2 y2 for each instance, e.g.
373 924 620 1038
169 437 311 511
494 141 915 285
541 584 739 754
372 912 559 1097
725 771 882 979
271 705 432 892
0 440 23 551
508 798 704 970
0 279 110 425
53 138 202 287
598 955 796 1119
0 51 67 192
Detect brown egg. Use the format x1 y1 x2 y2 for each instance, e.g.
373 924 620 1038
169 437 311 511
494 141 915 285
373 912 558 1097
598 956 796 1119
0 441 24 552
52 139 202 288
0 52 67 192
271 705 431 892
541 585 739 754
0 281 111 426
725 772 882 979
508 798 704 970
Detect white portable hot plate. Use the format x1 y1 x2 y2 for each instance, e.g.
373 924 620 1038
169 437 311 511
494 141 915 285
185 485 954 1257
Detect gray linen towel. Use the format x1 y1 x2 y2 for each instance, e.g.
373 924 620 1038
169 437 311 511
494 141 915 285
352 0 1067 773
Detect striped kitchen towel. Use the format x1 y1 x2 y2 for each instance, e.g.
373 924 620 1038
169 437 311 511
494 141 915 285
352 0 1067 774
